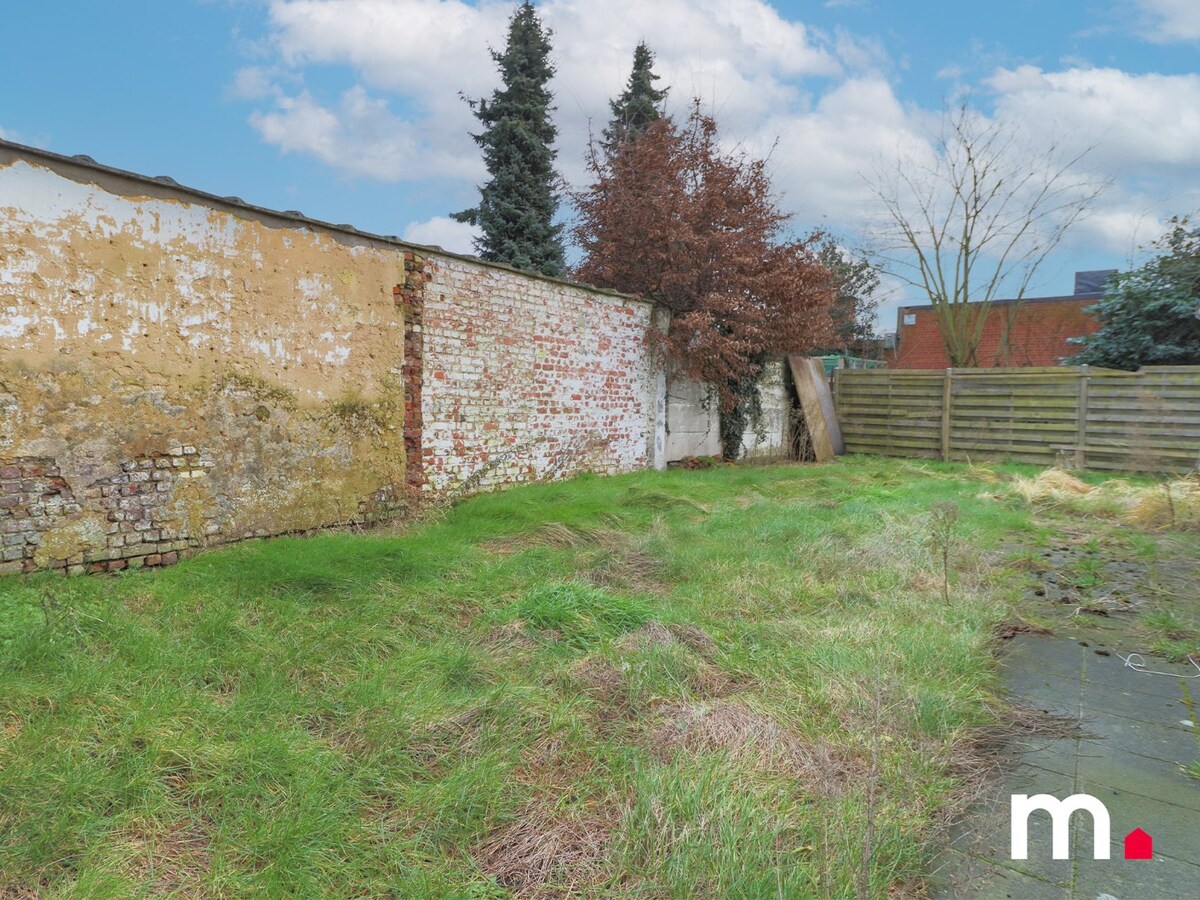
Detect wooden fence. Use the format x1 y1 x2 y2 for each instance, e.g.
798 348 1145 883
833 366 1200 472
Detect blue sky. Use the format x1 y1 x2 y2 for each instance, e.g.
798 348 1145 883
3 1 1198 327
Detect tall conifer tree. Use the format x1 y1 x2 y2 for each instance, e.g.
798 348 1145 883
453 2 565 277
603 42 668 152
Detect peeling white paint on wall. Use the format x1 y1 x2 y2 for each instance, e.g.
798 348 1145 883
0 161 242 248
420 257 661 493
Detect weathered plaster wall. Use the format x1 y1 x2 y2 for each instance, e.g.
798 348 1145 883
0 157 408 574
664 359 791 463
665 372 721 461
418 256 662 492
740 359 790 460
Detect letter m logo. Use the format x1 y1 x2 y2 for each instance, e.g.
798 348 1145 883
1011 793 1111 860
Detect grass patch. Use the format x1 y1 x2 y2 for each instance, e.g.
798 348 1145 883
1141 611 1200 662
0 456 1062 895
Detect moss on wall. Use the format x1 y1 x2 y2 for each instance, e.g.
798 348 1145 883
0 358 409 573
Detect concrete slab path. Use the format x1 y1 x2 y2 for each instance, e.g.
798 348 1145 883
931 634 1200 898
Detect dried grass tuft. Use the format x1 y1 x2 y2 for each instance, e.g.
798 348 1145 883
408 706 493 769
1007 468 1200 531
1125 478 1200 531
689 664 742 700
486 619 542 650
302 709 371 756
473 796 621 897
621 486 710 513
482 522 617 554
613 621 674 652
584 546 665 592
994 621 1054 640
666 623 719 657
1011 468 1093 502
948 703 1082 793
118 820 212 897
572 656 627 706
886 879 929 899
964 462 1000 483
651 700 847 787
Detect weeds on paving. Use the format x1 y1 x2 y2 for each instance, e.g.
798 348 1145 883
2 457 1061 896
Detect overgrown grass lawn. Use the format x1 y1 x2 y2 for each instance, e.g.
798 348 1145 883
0 457 1043 897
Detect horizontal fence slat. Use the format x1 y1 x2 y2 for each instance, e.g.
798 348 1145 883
949 397 1079 410
1085 414 1200 424
950 421 1078 435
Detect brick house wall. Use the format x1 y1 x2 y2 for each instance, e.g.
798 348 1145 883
891 296 1101 369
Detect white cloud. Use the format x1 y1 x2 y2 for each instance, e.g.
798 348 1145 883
747 76 931 232
268 0 840 96
268 0 507 98
831 28 889 74
1134 0 1200 42
227 66 280 101
252 0 846 184
983 65 1200 254
987 66 1200 171
1068 205 1167 261
249 86 482 181
402 215 479 254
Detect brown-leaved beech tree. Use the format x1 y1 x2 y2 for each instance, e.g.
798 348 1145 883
572 105 834 459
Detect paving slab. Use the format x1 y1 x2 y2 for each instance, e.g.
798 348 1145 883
1075 779 1200 866
1072 854 1200 900
1000 637 1088 682
1076 714 1200 767
930 848 1070 899
1000 667 1081 718
1079 676 1197 731
1075 747 1200 813
1016 738 1080 779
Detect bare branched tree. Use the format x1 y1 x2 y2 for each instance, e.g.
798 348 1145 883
871 105 1108 367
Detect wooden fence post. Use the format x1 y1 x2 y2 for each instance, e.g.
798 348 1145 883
941 368 953 461
1075 364 1090 469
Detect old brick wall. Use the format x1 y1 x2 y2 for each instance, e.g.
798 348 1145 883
0 152 408 574
418 256 661 493
1 142 667 573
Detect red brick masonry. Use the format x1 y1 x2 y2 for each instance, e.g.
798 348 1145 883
891 296 1101 368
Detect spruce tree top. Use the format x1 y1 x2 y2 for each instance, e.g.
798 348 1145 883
453 2 566 277
603 41 668 152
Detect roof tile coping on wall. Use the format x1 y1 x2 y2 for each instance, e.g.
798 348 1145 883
0 137 651 312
